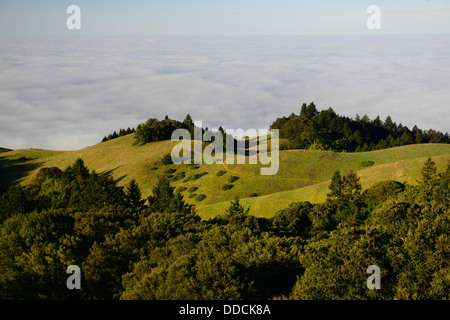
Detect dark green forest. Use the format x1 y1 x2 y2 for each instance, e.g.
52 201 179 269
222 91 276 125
129 114 239 153
271 102 450 152
103 104 450 154
101 127 136 143
0 157 449 300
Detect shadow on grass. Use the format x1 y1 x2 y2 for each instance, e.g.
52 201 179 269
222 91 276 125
98 166 126 184
0 156 45 190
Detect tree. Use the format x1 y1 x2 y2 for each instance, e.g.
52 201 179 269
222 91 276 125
225 196 250 216
443 160 450 183
342 170 362 202
327 170 343 199
65 158 90 180
399 130 413 145
384 116 397 134
147 175 193 214
124 179 145 211
304 102 318 119
421 157 437 184
183 114 194 136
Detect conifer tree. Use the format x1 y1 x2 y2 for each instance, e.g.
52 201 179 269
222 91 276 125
421 157 437 184
147 175 193 214
327 170 343 199
342 170 362 202
124 179 145 210
225 196 250 216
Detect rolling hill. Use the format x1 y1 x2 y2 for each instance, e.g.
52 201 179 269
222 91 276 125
1 134 449 219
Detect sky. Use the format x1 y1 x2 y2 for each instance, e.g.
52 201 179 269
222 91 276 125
0 1 449 150
1 0 450 36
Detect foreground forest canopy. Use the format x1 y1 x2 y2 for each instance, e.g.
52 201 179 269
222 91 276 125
0 157 449 299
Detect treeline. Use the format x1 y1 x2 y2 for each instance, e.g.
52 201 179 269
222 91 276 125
0 157 449 299
133 114 239 153
271 102 450 152
101 127 136 142
133 115 194 146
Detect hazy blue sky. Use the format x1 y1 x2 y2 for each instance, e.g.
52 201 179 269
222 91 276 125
0 0 449 35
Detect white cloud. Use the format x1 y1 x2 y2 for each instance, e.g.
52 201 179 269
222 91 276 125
0 35 449 150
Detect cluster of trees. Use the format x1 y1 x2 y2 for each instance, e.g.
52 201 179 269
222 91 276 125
133 114 239 153
133 115 192 146
271 102 450 152
0 157 449 299
101 127 136 143
101 105 449 153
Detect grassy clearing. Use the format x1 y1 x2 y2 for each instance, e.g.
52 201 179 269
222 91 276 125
196 153 450 219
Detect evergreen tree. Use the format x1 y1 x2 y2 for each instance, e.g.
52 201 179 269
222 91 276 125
124 179 145 211
225 196 250 216
147 175 193 214
384 116 397 134
421 157 437 184
300 103 308 117
327 170 343 199
65 158 90 180
183 114 194 135
304 102 318 119
342 170 362 202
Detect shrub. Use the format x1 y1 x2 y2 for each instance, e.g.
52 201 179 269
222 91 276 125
164 168 176 175
249 192 259 197
360 160 375 167
228 175 239 183
184 172 208 182
216 170 227 177
195 194 207 202
161 153 174 165
188 186 198 193
221 184 234 191
193 172 208 180
170 172 186 182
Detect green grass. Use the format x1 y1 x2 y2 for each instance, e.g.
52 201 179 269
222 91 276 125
1 135 449 220
196 154 450 219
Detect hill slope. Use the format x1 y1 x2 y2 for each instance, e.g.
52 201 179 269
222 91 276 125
1 135 449 218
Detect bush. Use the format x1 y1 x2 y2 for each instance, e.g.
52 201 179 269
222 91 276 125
228 175 239 183
188 186 198 193
164 168 176 175
249 192 259 197
221 184 234 191
360 160 375 167
216 170 227 177
161 153 174 165
195 194 207 202
170 172 186 182
184 172 208 182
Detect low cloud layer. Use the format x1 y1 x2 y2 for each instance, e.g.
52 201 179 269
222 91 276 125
0 35 449 150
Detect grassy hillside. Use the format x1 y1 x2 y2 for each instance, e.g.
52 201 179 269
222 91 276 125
1 135 449 219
